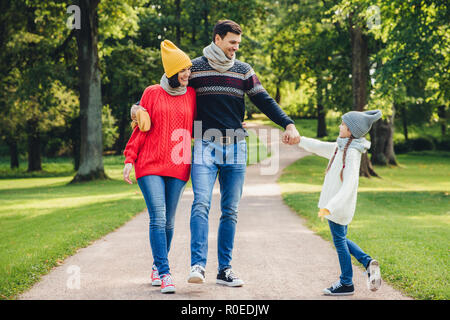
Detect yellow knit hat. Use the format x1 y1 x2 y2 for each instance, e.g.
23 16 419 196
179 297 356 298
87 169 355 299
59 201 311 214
160 40 192 78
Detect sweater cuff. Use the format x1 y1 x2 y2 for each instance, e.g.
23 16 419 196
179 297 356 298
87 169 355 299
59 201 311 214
298 136 315 151
124 157 135 165
283 119 295 129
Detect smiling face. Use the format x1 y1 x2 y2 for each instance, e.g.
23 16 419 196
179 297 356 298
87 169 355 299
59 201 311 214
215 32 241 59
177 67 191 87
339 121 352 138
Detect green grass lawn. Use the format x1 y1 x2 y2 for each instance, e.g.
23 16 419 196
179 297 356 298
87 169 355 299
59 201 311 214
0 155 146 300
0 130 267 300
279 151 450 300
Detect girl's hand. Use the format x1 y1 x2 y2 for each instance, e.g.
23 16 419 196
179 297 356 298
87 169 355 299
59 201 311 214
123 163 133 184
318 208 330 221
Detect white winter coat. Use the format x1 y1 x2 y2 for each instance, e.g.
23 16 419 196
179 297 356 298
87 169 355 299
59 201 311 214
298 136 371 226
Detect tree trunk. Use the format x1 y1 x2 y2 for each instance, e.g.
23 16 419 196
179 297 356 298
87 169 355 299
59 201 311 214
316 77 327 138
437 105 447 136
69 115 81 171
175 0 181 46
191 17 197 44
349 21 368 112
7 138 19 169
275 84 281 104
349 16 378 177
400 104 409 140
317 103 327 138
72 0 106 182
370 106 397 166
27 119 42 172
114 108 128 155
359 153 378 177
203 0 209 45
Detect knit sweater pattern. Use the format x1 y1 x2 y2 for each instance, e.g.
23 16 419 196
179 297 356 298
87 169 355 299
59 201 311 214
124 85 196 182
189 56 294 134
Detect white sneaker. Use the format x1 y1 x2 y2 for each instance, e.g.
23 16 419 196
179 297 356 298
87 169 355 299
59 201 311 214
367 259 382 291
188 264 206 283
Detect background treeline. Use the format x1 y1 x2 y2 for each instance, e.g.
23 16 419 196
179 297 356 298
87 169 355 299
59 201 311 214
0 0 448 178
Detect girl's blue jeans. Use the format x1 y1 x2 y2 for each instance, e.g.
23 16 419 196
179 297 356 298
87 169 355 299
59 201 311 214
328 219 372 286
138 175 186 277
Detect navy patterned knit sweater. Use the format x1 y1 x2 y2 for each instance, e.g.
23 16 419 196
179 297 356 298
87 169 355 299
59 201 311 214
188 56 294 135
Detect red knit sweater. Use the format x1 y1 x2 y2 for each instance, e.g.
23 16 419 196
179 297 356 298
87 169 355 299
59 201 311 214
124 85 196 182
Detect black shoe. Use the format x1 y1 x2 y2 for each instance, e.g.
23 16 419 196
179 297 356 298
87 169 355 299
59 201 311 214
216 268 244 287
323 280 354 296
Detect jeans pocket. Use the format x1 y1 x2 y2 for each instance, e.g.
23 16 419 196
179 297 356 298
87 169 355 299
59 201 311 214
237 140 247 164
193 140 215 165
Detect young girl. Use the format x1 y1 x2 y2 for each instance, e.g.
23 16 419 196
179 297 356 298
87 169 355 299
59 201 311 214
298 110 383 296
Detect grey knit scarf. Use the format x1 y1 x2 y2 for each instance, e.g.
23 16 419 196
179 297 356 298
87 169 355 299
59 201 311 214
160 74 187 96
336 137 371 153
202 42 235 72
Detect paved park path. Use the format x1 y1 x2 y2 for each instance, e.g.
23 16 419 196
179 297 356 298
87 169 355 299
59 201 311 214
20 124 410 300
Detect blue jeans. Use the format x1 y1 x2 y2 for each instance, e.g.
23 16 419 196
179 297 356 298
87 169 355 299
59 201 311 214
328 220 372 285
138 175 186 277
190 139 247 272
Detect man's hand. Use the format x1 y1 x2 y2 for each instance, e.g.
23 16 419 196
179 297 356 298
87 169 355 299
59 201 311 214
130 104 146 121
130 104 151 131
123 163 133 184
282 123 300 145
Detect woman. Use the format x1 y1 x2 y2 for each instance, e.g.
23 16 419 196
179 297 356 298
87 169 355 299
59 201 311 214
123 40 196 294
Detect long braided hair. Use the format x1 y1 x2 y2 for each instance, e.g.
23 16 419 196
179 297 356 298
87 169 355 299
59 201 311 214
325 135 355 182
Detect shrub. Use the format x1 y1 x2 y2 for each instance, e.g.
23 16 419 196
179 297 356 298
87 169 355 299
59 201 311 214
394 137 435 154
394 140 413 154
410 137 435 151
434 137 450 151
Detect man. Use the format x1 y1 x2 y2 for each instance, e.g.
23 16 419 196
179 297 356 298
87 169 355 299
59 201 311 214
131 20 300 287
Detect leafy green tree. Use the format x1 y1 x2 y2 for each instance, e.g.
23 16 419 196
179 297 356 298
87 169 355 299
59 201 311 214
102 105 119 150
0 0 78 171
367 0 449 163
261 0 352 138
102 42 161 154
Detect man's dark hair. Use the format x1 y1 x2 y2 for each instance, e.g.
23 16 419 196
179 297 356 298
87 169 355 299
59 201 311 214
212 20 242 43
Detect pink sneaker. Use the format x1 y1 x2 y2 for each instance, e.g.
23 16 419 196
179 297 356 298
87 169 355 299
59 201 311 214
151 265 161 286
161 274 176 294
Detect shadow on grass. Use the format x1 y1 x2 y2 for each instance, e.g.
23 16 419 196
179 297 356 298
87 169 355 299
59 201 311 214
0 169 76 179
